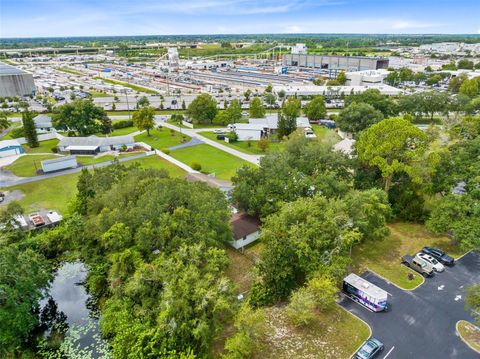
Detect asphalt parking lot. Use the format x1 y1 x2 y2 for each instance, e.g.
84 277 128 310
340 251 480 359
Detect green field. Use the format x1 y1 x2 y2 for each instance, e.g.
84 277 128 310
23 139 59 154
97 126 138 136
4 154 58 177
352 222 465 289
93 77 158 94
88 90 111 98
134 128 190 150
1 155 185 213
169 144 254 180
198 131 284 155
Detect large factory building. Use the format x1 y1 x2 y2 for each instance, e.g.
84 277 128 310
283 54 389 72
0 62 36 97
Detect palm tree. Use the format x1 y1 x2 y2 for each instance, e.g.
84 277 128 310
0 113 12 132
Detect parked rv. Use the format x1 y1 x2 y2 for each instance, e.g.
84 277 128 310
342 273 389 312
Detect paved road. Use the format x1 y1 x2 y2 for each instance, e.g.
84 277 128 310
0 152 150 187
340 251 480 359
168 137 204 151
155 116 262 165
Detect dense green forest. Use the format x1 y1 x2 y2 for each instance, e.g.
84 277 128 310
1 34 480 49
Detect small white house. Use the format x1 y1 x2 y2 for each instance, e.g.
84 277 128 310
229 115 311 141
0 139 24 158
33 114 55 133
41 156 78 173
57 135 135 154
230 212 261 249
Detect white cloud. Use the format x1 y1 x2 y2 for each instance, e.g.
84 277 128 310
477 29 480 34
391 20 441 30
285 25 302 33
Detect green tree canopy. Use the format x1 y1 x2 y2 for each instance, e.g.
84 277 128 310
345 88 398 117
249 97 266 118
53 99 109 136
303 96 326 121
232 134 352 217
22 110 39 148
132 106 156 135
356 117 428 192
186 93 217 124
337 102 384 135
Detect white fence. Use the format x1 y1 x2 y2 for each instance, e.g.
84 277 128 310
135 141 199 173
14 132 63 145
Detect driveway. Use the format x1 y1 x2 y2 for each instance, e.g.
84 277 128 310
340 251 480 359
154 116 262 165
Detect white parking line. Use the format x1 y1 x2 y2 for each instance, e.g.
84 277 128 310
382 346 395 359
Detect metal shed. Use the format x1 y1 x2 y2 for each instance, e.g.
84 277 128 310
41 156 78 173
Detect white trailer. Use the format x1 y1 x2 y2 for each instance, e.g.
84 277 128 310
41 156 78 173
342 273 389 312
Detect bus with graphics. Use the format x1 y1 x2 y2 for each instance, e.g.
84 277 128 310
342 273 389 312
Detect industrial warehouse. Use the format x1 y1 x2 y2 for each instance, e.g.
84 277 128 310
0 61 36 97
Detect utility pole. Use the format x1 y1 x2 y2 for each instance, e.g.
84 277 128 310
124 89 131 120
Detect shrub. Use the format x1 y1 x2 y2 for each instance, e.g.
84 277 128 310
9 127 24 138
162 148 170 155
51 146 58 153
191 162 202 171
227 131 238 143
257 138 269 152
112 120 133 129
285 287 317 327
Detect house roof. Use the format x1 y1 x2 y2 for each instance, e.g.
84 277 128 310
41 155 77 166
0 139 22 149
58 135 134 148
33 114 53 128
230 212 260 241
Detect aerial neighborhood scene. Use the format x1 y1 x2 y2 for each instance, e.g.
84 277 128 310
2 0 480 358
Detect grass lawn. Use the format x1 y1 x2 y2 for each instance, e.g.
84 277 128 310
257 306 370 359
225 247 255 293
75 154 135 166
457 321 480 353
97 126 138 136
198 131 284 155
1 155 185 213
4 154 58 177
88 90 111 98
351 222 465 290
0 121 21 140
170 144 254 180
23 139 59 154
311 125 340 146
134 128 190 150
3 172 81 213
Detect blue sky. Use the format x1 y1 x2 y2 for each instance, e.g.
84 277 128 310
1 0 479 38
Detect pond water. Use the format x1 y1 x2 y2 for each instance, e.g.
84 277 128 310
40 261 110 358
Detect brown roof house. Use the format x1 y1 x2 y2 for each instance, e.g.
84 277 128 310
230 212 261 250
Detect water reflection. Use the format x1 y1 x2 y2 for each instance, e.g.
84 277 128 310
40 261 110 358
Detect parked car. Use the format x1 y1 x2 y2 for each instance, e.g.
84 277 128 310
214 129 225 134
354 337 384 359
402 255 434 277
421 247 455 266
416 252 445 272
